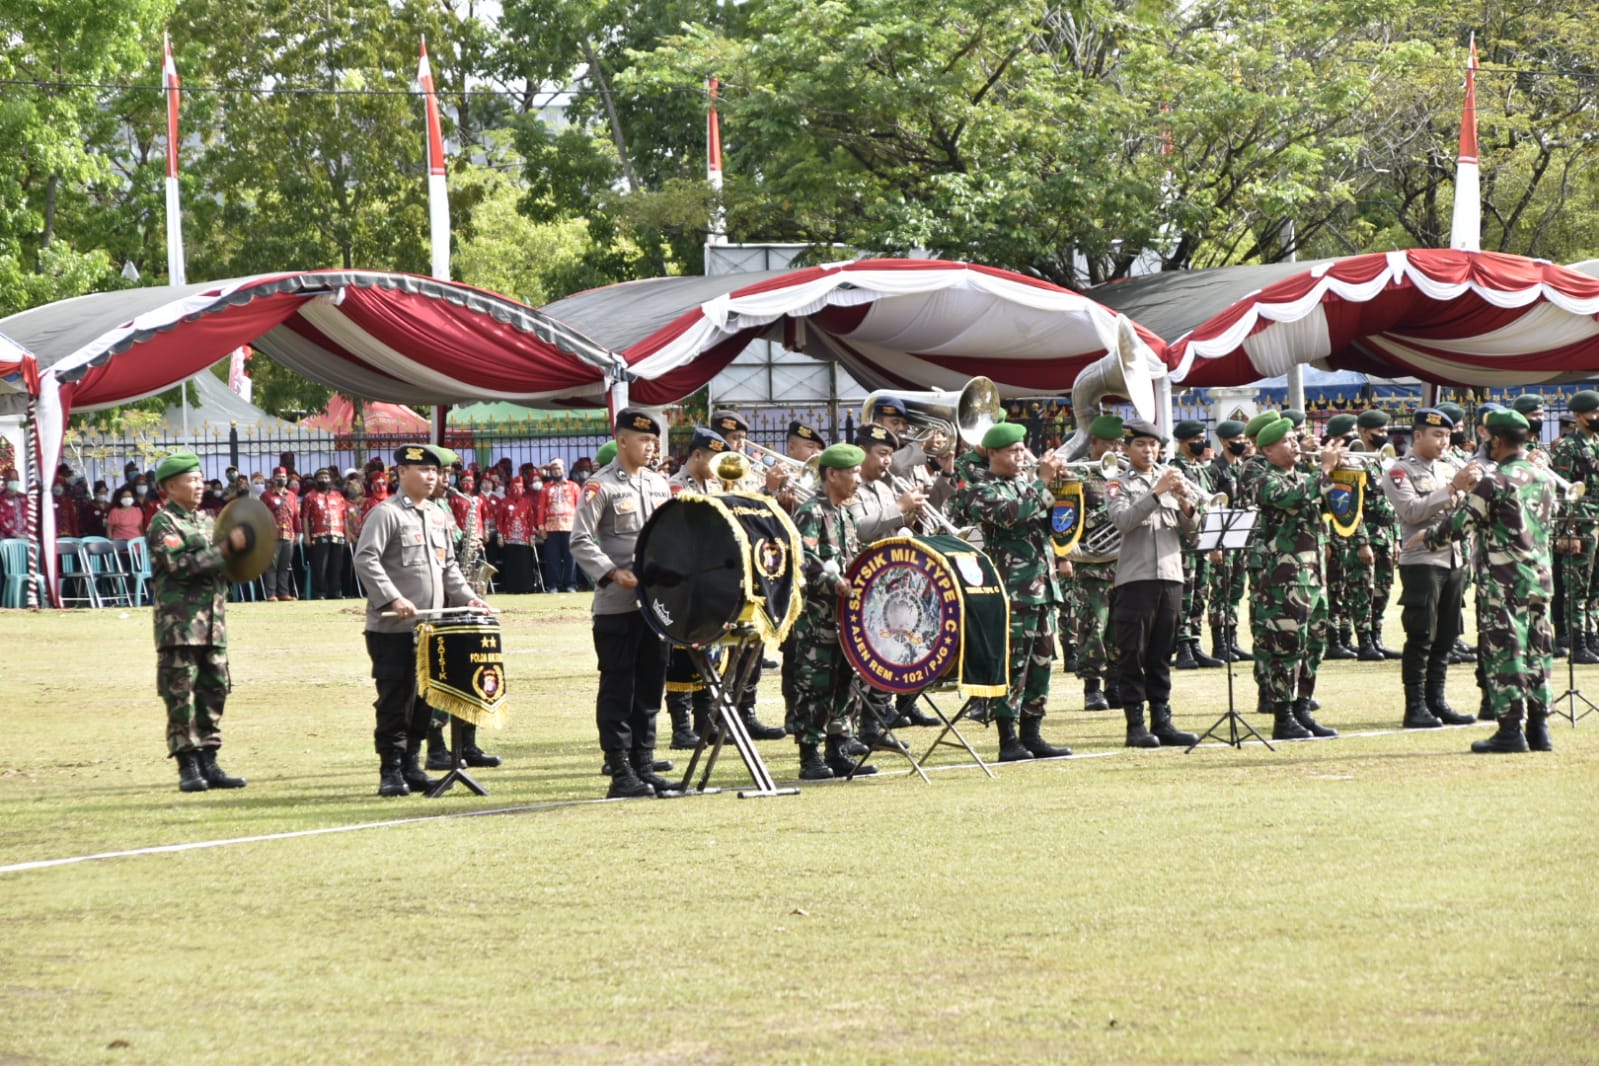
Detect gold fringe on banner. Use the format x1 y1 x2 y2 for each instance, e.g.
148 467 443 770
414 621 509 729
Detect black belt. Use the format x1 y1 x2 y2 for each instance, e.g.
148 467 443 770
313 535 345 543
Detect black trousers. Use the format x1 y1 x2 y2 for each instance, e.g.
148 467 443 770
1113 579 1182 707
593 610 669 755
310 538 346 599
501 543 536 594
366 630 430 757
262 540 296 598
1398 564 1467 688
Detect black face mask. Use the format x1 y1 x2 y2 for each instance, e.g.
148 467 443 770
1186 440 1205 456
317 479 331 490
1449 430 1468 447
1369 433 1389 449
1525 418 1543 436
1226 440 1248 457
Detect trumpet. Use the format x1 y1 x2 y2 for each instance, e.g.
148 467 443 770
1020 448 1126 478
739 439 823 501
1527 448 1587 502
889 473 974 540
1150 464 1228 511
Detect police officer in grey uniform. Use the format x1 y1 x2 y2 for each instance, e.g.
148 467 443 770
1107 419 1202 749
355 444 489 797
849 424 925 542
571 408 677 799
1381 407 1483 728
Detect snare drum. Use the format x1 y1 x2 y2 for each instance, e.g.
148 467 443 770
414 614 508 728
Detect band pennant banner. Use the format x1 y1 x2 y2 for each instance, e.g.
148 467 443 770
1049 478 1085 558
415 620 508 728
1326 468 1366 538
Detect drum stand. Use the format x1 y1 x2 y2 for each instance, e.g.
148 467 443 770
846 684 994 781
1551 513 1598 727
1187 507 1274 752
427 714 490 798
675 628 798 799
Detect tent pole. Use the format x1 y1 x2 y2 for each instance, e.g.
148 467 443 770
432 405 449 449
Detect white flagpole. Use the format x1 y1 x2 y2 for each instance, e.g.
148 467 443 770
1450 34 1481 253
707 77 726 249
418 39 450 281
163 35 186 287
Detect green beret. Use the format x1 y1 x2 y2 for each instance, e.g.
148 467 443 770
595 441 618 467
1173 419 1206 441
1356 409 1391 429
1436 402 1466 424
1486 409 1530 431
1282 409 1306 427
1215 420 1247 439
154 451 201 483
1511 394 1544 415
1570 391 1599 414
428 444 458 467
981 422 1027 450
1244 410 1280 438
1256 418 1294 449
818 443 866 470
1089 414 1124 441
1325 414 1358 437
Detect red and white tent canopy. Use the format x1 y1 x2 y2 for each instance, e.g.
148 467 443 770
1171 249 1599 388
543 258 1171 405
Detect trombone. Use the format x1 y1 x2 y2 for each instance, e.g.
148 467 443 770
888 473 975 540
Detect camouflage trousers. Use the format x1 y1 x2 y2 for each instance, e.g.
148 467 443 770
1207 550 1248 635
1478 589 1554 719
1251 581 1327 705
158 644 231 755
1325 542 1349 630
1559 530 1599 637
790 620 856 746
1057 578 1079 648
1000 603 1056 721
1335 535 1396 636
1072 564 1117 682
1179 549 1211 643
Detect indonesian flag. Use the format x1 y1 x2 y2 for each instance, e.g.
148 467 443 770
417 38 450 280
707 77 726 246
1450 34 1481 253
163 34 186 285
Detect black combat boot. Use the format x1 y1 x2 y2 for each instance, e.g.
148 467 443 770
378 752 408 797
1272 702 1313 740
460 725 501 767
1292 697 1337 738
1149 703 1198 747
1471 715 1529 754
1425 680 1474 726
1190 640 1225 668
1019 715 1072 758
1083 678 1109 712
1210 630 1235 664
797 742 833 780
741 706 788 741
425 721 454 770
1104 681 1123 710
861 723 910 754
606 752 653 798
1374 624 1402 660
631 750 678 795
824 735 875 777
175 750 208 793
1228 627 1254 662
401 744 438 794
1477 693 1496 722
996 717 1033 761
901 700 940 727
1573 633 1599 665
1401 682 1442 729
667 693 700 750
839 735 872 758
1525 708 1552 752
197 747 246 788
1356 631 1386 662
962 697 993 725
1123 704 1160 749
1173 641 1199 670
1326 624 1358 660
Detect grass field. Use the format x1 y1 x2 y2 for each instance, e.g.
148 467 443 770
1 595 1596 1065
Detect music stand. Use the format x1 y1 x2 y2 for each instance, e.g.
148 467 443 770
674 626 799 799
1551 511 1598 727
1187 506 1274 752
427 712 490 798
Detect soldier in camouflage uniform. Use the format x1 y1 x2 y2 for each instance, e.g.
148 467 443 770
1206 420 1253 663
947 421 1072 761
1236 411 1281 709
147 451 252 792
1250 418 1342 740
1170 420 1224 669
1415 408 1557 753
1548 390 1599 664
1065 415 1124 710
1317 414 1362 660
1353 410 1402 659
789 444 875 780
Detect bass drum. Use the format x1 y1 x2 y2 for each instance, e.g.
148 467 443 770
633 493 803 648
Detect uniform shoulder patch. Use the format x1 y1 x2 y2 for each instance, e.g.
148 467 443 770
583 479 603 498
1388 467 1406 483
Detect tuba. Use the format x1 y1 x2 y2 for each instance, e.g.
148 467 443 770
1058 315 1158 461
860 376 1004 450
